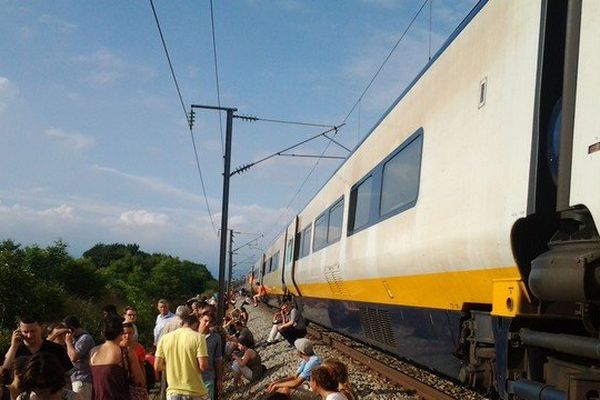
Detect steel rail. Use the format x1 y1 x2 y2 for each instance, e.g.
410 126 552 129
306 326 457 400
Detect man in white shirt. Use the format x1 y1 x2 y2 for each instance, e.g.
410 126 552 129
153 299 176 346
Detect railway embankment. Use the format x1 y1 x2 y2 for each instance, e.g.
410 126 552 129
222 302 489 400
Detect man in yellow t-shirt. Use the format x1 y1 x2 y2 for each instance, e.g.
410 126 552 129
155 314 209 400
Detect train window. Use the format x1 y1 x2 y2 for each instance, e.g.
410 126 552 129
327 198 344 243
285 238 293 265
313 213 328 252
272 251 280 271
300 225 312 258
380 135 423 216
267 257 273 273
349 176 373 231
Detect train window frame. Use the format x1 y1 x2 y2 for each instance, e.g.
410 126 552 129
313 212 329 252
299 224 312 259
347 128 423 236
272 251 280 272
347 174 374 234
379 134 423 218
312 196 345 253
284 238 293 267
327 197 344 245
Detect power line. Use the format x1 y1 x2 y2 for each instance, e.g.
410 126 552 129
262 139 334 244
235 114 335 129
250 0 430 248
209 0 225 156
343 0 429 123
231 124 345 176
149 0 218 235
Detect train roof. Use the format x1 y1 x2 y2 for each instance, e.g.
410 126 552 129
266 0 488 246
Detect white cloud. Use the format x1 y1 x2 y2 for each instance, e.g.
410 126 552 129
0 77 19 113
118 210 170 226
71 49 155 86
45 128 96 151
38 204 76 219
38 14 78 33
0 191 294 275
92 165 212 205
0 201 78 221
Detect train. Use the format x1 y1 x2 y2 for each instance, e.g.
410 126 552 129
249 1 600 398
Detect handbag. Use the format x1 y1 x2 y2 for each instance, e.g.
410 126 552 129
121 348 149 400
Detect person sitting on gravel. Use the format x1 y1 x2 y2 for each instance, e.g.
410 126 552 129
277 302 307 347
225 321 255 356
266 338 321 398
309 365 348 400
322 359 355 400
231 336 264 385
266 304 287 344
238 304 249 326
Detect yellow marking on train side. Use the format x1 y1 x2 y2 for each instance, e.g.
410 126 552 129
296 266 522 311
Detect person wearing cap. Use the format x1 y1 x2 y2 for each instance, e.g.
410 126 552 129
267 338 321 398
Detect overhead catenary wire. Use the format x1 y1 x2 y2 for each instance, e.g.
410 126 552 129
262 140 334 244
235 114 336 129
149 0 218 235
342 0 429 123
231 124 345 176
209 0 225 156
254 0 433 248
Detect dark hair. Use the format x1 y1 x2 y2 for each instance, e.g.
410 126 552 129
102 315 125 340
62 315 81 330
20 353 66 394
102 304 118 316
19 313 42 325
181 314 199 327
324 358 349 384
238 336 254 349
200 312 215 324
122 322 134 329
311 365 339 391
11 356 30 378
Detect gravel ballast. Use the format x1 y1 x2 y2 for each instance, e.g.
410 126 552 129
221 304 422 399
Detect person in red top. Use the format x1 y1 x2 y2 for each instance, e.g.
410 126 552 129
122 323 145 366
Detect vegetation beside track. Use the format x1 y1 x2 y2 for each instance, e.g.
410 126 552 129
0 240 216 349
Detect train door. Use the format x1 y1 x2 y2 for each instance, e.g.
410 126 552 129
290 216 302 296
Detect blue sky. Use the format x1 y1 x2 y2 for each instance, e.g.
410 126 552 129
0 0 477 277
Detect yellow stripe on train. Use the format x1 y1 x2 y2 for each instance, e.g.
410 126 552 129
274 266 526 316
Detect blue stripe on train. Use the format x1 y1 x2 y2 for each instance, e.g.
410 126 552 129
296 297 463 379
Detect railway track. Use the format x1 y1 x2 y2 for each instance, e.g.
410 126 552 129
306 323 488 400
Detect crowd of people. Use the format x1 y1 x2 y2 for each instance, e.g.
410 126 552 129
0 288 355 400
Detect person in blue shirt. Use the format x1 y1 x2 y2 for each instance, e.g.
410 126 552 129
267 338 321 397
153 299 176 346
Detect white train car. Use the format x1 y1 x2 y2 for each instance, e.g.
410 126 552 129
253 1 600 398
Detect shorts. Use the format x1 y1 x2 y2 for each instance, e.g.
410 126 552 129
166 394 209 400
